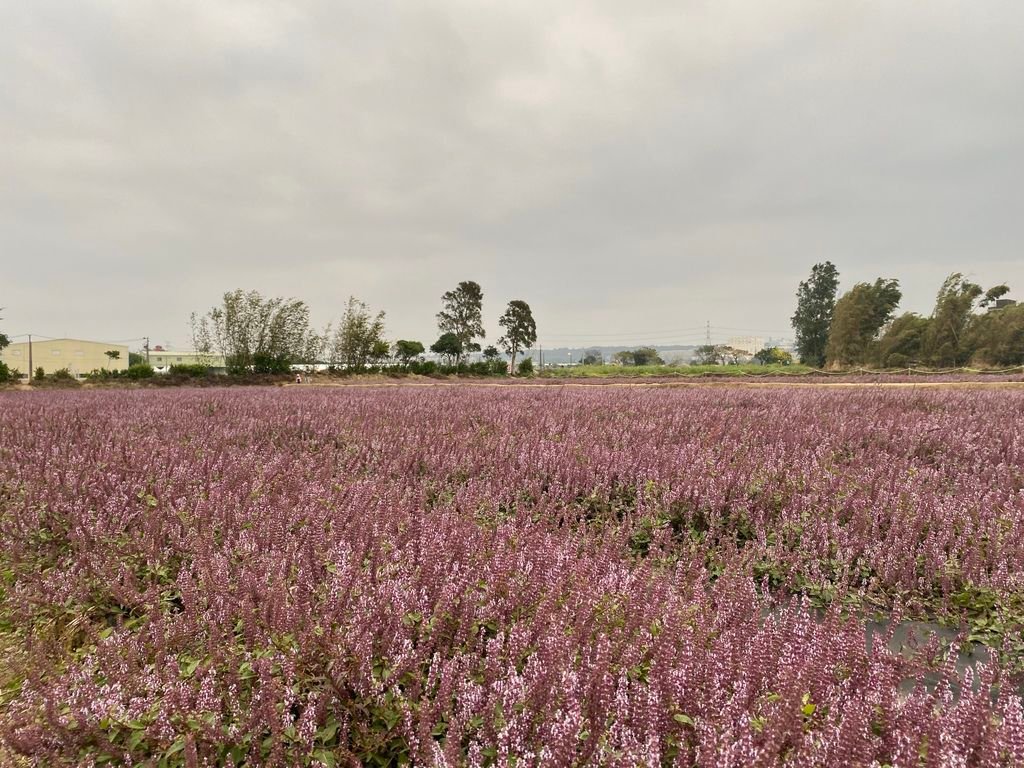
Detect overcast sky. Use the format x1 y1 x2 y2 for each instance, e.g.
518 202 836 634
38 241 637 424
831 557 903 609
2 0 1022 349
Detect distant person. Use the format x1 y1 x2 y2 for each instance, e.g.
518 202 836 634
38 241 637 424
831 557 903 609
295 373 302 384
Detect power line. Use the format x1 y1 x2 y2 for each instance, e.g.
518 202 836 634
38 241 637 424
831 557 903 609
535 326 706 339
6 333 147 343
7 333 60 342
541 331 709 342
532 323 793 341
715 326 793 334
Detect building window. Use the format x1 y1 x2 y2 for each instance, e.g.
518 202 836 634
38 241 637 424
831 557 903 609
52 350 61 356
11 350 20 357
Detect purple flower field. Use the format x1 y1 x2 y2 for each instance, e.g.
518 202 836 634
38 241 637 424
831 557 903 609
1 386 1023 766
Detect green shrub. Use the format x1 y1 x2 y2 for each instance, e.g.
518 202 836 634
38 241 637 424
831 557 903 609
169 363 212 378
86 368 119 380
226 354 292 375
51 368 75 381
125 363 155 380
33 367 46 381
408 360 438 375
517 357 534 375
0 361 10 382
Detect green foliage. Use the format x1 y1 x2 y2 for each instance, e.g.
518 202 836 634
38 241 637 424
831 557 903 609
330 296 387 373
192 289 324 374
430 333 463 366
497 299 537 374
517 357 534 375
85 368 117 380
540 363 814 378
248 354 290 375
393 340 425 366
921 273 983 366
407 360 438 375
874 313 930 368
980 284 1010 308
391 359 507 377
692 345 724 366
753 347 793 366
168 364 212 378
482 345 501 361
614 347 665 366
632 347 663 366
104 350 121 363
825 278 902 367
125 363 155 380
691 345 750 366
128 351 145 366
792 261 840 367
437 281 484 363
966 302 1024 366
30 368 79 387
459 360 507 376
0 361 10 383
370 339 390 365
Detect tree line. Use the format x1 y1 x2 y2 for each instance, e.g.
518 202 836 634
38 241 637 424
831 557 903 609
791 263 1020 368
0 309 10 382
190 281 538 375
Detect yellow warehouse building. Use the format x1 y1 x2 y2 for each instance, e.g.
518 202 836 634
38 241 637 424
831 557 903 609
1 338 130 379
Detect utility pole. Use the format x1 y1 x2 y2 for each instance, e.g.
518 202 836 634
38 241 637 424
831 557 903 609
27 334 33 381
539 344 543 371
144 336 150 363
705 320 711 345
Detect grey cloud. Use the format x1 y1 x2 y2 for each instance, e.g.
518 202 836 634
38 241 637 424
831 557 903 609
2 0 1022 347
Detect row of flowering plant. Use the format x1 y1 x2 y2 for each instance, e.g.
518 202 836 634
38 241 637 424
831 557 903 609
1 386 1022 765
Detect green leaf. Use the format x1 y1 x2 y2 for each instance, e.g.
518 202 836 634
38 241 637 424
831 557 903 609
316 719 340 743
801 694 817 717
126 729 146 751
673 713 694 727
312 750 337 767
